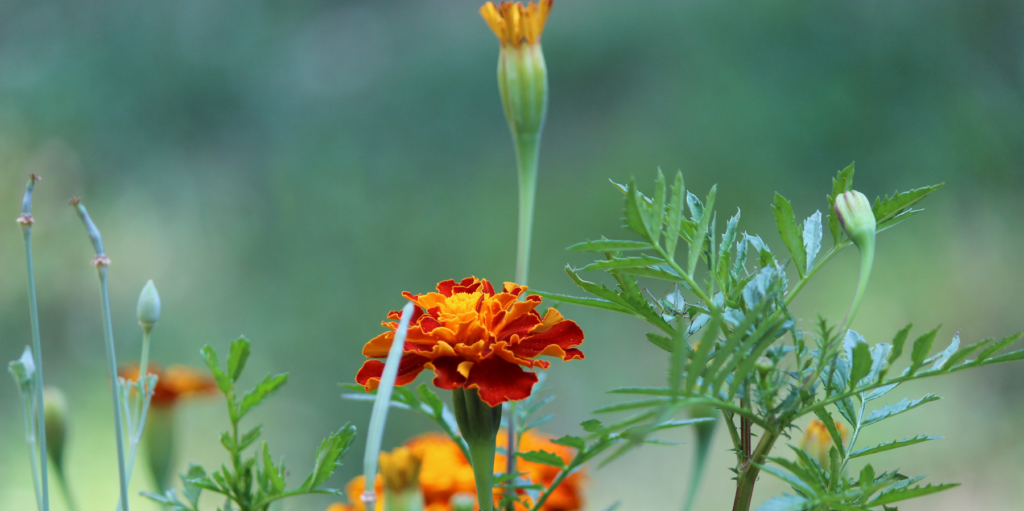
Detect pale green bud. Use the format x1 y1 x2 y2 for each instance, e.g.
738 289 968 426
43 387 70 471
497 43 548 143
137 280 161 330
755 356 774 379
833 190 876 249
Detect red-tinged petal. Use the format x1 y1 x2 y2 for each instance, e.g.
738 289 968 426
362 332 407 358
497 307 543 343
427 357 467 390
480 279 496 296
419 315 441 333
436 279 458 297
492 341 551 369
510 320 585 361
466 356 538 406
355 354 430 391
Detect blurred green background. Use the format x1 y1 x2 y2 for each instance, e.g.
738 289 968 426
1 0 1022 509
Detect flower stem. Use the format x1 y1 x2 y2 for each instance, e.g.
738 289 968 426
20 177 50 511
841 236 875 331
452 388 501 511
54 467 79 511
514 133 540 286
99 266 131 511
19 388 43 509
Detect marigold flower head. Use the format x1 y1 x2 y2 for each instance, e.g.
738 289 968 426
800 419 848 467
329 430 584 511
356 277 584 406
480 1 553 47
118 363 217 407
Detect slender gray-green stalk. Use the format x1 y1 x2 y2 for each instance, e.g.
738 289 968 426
360 301 416 510
71 199 131 511
19 374 43 509
18 175 50 511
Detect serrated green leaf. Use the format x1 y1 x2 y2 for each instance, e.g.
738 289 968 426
803 211 822 272
772 193 807 278
687 186 717 277
848 435 940 458
239 373 288 418
686 315 721 393
859 464 876 488
624 178 652 239
888 324 912 365
927 333 960 372
651 169 667 246
862 394 940 426
645 333 673 352
611 266 689 284
551 435 586 451
665 171 685 257
580 419 603 433
529 289 635 316
262 442 286 494
567 239 655 252
849 341 872 388
869 482 959 506
227 337 251 382
812 408 846 459
827 163 856 244
301 423 356 491
909 326 940 374
517 450 566 469
201 345 232 396
579 256 668 272
872 183 944 229
975 332 1023 363
238 425 262 451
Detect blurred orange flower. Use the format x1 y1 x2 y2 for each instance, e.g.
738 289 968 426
356 277 584 406
118 363 217 407
800 419 848 467
329 430 584 511
480 1 553 47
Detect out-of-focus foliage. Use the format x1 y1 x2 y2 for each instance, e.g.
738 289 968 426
1 0 1022 509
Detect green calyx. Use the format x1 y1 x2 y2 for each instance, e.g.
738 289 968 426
497 44 548 143
452 388 501 511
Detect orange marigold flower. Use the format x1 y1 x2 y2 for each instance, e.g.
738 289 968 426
356 277 584 406
480 1 553 47
329 430 584 511
800 418 848 467
118 363 217 407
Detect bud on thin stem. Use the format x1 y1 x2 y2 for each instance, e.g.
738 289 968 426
833 190 877 329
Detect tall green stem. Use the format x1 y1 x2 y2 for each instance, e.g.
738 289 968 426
100 266 131 511
20 389 43 509
20 176 50 511
72 200 130 511
514 134 540 286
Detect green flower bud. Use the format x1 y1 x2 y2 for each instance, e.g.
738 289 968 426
833 190 877 327
43 387 69 471
755 356 774 379
136 280 161 330
833 190 876 249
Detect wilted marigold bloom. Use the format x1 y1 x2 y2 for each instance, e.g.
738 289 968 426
118 363 217 407
801 419 848 467
329 430 584 511
356 277 584 406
